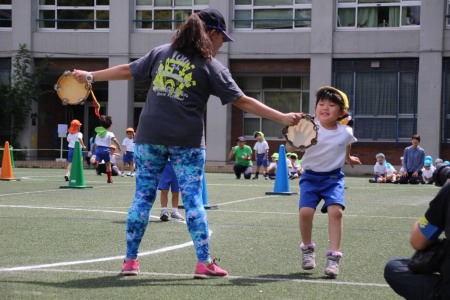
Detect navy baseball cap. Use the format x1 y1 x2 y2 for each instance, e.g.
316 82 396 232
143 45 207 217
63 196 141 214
198 8 234 42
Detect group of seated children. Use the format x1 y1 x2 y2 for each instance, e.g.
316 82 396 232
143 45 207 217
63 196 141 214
370 153 444 184
266 152 303 180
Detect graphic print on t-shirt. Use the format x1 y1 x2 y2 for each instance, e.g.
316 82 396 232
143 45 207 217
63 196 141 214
152 51 197 101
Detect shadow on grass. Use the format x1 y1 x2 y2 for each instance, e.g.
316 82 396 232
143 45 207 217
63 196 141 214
1 272 337 289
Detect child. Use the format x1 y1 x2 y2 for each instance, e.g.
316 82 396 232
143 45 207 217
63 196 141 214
65 119 86 181
94 115 122 184
370 153 387 183
96 145 121 176
288 153 302 179
421 159 434 184
385 162 400 183
158 160 185 222
266 153 279 180
298 86 360 278
121 127 136 177
252 131 269 180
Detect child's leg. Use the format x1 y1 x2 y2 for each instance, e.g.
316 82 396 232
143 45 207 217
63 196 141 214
327 204 343 252
106 161 112 182
65 163 72 177
299 207 315 244
171 191 180 208
160 190 169 208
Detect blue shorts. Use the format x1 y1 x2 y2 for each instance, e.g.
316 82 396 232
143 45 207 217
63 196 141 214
374 173 385 181
123 151 134 163
95 146 110 163
256 153 269 167
158 162 179 192
299 168 346 213
67 147 82 163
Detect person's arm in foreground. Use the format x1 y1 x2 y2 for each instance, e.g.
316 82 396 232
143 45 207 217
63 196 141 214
233 95 301 127
72 65 133 82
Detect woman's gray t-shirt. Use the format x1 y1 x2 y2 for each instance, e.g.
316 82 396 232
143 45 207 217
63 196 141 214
129 44 243 148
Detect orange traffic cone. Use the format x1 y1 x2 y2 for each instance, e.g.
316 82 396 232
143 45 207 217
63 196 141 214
0 141 19 181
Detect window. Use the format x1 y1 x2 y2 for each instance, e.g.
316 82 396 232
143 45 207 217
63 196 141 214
236 75 310 139
442 59 450 143
38 0 110 30
447 0 450 27
0 0 11 29
334 59 419 142
337 0 421 29
134 0 209 30
233 0 312 30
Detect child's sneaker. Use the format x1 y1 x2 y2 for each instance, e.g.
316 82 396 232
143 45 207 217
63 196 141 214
170 210 185 221
194 259 228 279
121 258 139 276
324 251 342 278
130 172 136 177
107 179 113 184
300 243 316 270
160 210 169 222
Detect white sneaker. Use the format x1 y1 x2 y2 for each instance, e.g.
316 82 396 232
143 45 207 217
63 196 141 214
121 173 125 177
324 251 342 278
170 210 185 221
126 172 131 176
130 172 135 177
300 243 316 270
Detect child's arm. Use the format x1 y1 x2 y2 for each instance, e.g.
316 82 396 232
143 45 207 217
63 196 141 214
345 144 361 167
78 136 86 149
112 137 122 152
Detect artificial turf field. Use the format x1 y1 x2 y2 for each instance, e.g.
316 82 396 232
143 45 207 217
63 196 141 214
0 168 439 299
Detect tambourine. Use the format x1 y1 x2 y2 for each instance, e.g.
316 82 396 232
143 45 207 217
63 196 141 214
282 114 318 152
54 70 90 105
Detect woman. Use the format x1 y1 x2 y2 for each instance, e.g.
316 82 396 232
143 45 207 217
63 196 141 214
73 8 301 279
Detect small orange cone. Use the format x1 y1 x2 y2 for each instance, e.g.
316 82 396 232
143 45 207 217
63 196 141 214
0 141 19 181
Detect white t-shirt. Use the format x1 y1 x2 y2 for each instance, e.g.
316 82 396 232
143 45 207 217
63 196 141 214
95 131 115 147
374 163 387 175
67 132 83 148
253 141 269 154
122 137 135 153
386 165 397 175
422 167 434 181
301 122 357 172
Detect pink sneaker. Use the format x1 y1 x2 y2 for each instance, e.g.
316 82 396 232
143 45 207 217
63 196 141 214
194 259 228 279
121 259 139 276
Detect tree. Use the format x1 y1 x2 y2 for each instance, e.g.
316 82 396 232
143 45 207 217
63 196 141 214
0 44 51 151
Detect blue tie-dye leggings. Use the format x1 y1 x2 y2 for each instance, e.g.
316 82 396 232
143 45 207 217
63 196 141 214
125 143 210 263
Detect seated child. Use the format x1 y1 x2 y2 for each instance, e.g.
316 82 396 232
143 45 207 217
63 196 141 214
370 153 387 183
266 153 279 180
288 153 302 179
385 162 400 183
421 160 434 184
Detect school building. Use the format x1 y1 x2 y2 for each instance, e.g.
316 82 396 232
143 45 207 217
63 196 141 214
1 0 450 168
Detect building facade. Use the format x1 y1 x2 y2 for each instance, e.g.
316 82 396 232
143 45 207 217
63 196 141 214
1 0 449 165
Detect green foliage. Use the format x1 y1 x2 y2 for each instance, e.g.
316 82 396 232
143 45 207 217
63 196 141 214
0 44 51 150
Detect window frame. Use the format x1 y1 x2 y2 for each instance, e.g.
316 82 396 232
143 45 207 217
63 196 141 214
233 0 312 31
0 0 12 30
133 0 209 31
336 0 421 30
37 1 110 31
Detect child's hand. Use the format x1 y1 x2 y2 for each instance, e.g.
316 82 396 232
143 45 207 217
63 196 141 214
346 156 361 168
